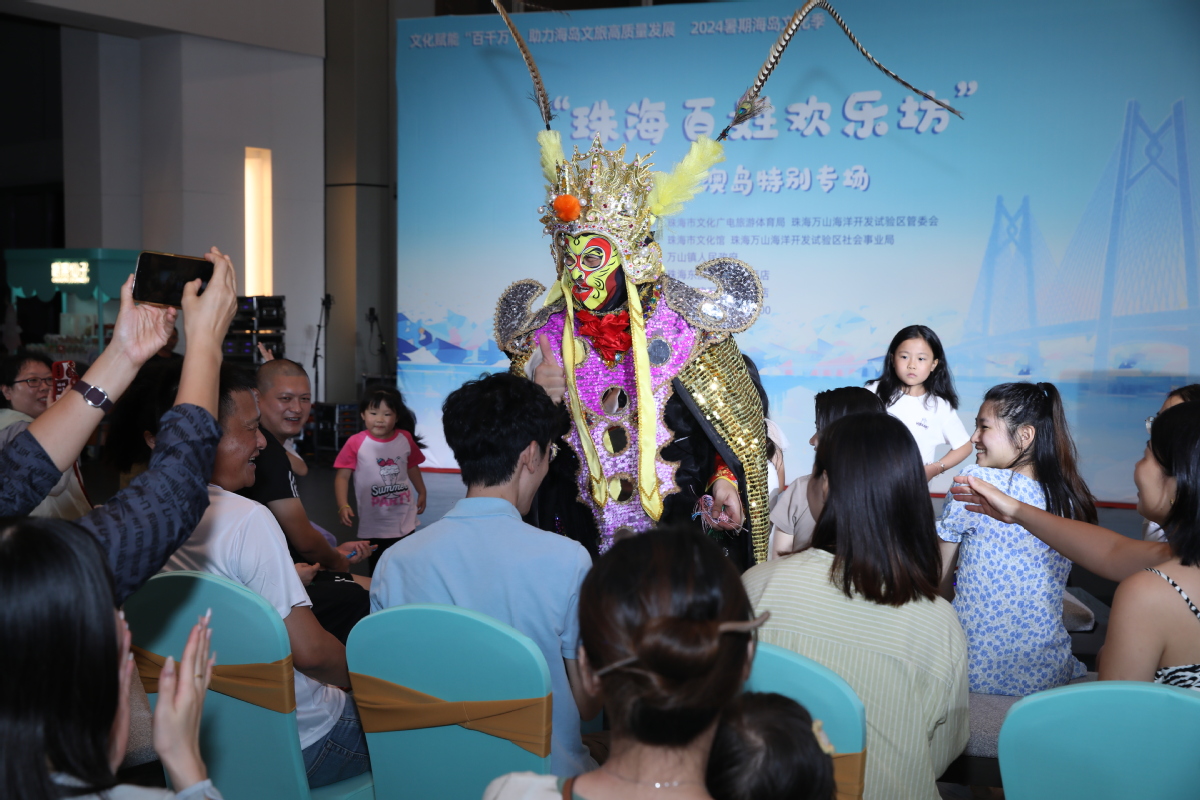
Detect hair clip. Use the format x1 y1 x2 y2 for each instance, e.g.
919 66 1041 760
717 611 771 634
812 719 837 756
594 654 639 678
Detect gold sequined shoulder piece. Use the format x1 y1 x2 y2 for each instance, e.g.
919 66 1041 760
662 258 764 333
495 278 563 352
676 335 770 564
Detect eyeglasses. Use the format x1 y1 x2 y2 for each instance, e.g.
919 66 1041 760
11 377 54 389
1146 415 1156 435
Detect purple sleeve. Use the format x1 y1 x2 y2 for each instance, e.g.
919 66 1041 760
76 404 222 604
0 430 66 516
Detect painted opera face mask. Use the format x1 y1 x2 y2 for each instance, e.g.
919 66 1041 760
564 233 623 311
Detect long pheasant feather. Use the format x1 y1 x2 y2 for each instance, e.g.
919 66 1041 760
718 0 961 141
491 0 554 130
816 0 961 119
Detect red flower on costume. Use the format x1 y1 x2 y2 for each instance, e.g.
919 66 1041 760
576 310 632 363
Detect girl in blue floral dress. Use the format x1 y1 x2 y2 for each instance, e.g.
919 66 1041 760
937 382 1098 695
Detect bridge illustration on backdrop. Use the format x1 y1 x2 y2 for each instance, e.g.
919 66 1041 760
955 99 1199 379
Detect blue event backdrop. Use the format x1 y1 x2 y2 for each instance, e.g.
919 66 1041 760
395 0 1200 502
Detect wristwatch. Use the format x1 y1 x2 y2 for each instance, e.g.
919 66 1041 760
72 380 115 413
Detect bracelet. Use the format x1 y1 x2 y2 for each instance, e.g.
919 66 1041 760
937 461 947 475
706 461 738 491
339 505 351 510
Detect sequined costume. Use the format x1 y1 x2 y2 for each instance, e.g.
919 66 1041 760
485 0 961 568
496 136 771 567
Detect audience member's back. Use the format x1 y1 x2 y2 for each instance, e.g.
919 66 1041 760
742 414 968 800
368 372 594 776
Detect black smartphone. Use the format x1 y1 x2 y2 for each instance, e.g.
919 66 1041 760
133 251 213 309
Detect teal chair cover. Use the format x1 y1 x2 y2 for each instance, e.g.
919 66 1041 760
998 681 1200 798
347 604 552 800
744 642 867 754
124 571 374 800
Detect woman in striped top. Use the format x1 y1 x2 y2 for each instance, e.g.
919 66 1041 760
743 413 969 800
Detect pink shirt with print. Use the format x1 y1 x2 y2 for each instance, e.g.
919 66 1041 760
333 429 425 539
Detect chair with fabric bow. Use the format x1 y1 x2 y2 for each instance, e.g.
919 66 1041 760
124 571 374 800
998 681 1200 799
346 604 552 800
745 642 867 800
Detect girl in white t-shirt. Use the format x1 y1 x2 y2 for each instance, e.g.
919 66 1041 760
868 325 972 482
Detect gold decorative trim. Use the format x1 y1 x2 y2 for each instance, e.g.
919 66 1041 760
676 336 770 564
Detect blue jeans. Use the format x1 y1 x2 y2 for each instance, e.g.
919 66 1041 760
302 696 370 787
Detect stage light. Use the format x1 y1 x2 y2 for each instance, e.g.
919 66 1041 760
244 147 273 296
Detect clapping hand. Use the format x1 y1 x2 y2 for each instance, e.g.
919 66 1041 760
153 612 215 791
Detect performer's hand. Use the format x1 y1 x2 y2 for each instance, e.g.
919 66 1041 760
711 478 744 531
534 334 566 405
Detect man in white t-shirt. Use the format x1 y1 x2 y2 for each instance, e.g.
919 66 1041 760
163 365 370 787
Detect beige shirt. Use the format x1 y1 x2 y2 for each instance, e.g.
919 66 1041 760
743 549 969 800
0 410 92 520
769 474 816 557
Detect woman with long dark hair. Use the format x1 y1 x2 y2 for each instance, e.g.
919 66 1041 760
770 387 886 558
0 517 222 800
937 382 1097 696
743 413 968 800
485 528 764 800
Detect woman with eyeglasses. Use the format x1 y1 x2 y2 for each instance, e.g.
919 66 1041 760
0 352 92 519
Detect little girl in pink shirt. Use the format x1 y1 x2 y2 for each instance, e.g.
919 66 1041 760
334 387 426 572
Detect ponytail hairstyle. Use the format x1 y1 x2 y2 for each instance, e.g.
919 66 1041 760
361 386 425 448
579 527 755 747
810 413 941 606
1149 402 1200 566
0 517 121 800
870 325 958 410
982 382 1097 524
1167 384 1200 405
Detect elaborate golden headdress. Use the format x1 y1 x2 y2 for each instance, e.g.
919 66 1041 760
536 132 724 285
492 0 959 287
491 0 960 521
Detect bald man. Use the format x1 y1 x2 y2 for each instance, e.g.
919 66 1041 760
238 359 371 642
